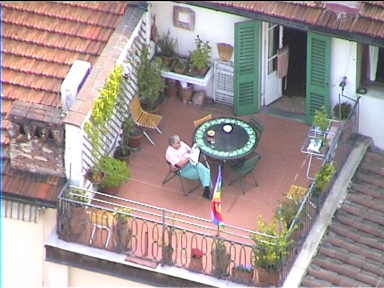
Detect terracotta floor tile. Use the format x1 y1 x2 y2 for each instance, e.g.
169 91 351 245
106 95 313 232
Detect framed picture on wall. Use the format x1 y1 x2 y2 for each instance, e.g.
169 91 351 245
173 6 195 31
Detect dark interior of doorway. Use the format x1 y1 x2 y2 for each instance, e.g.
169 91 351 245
283 27 307 98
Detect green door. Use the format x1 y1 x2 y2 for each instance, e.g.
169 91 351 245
234 20 261 115
306 32 331 124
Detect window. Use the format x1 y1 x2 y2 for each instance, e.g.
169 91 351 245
268 24 279 74
357 43 384 87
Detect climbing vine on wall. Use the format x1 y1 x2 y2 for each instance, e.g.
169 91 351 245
84 64 123 159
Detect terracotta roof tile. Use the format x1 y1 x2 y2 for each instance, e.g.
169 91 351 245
302 148 384 286
202 1 384 40
1 1 129 149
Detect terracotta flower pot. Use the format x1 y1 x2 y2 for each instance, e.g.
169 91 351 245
257 268 279 286
179 85 193 104
231 267 254 284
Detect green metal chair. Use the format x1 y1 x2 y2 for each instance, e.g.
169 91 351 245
162 161 200 196
228 153 261 194
249 117 264 148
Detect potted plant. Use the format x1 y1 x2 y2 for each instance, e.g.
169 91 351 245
137 46 166 111
98 156 130 193
231 264 254 284
313 106 330 135
251 216 291 286
212 238 231 278
173 57 187 74
84 167 105 185
189 35 211 76
189 248 204 272
162 225 174 265
121 117 144 149
157 30 177 68
65 187 92 205
314 161 336 197
113 207 133 253
333 102 352 120
113 140 131 162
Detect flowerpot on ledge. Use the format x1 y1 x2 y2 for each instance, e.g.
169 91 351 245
231 267 254 284
189 256 203 272
257 268 279 286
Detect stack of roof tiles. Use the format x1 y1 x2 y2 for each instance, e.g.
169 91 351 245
302 148 384 287
1 1 128 202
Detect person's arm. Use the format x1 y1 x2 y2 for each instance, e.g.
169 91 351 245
175 141 191 168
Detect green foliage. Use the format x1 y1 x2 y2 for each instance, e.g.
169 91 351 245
158 30 177 57
84 65 123 157
190 35 211 71
313 106 330 132
314 161 336 193
98 156 130 188
137 46 165 110
113 207 132 220
333 102 352 120
251 216 291 272
276 200 299 229
66 187 90 203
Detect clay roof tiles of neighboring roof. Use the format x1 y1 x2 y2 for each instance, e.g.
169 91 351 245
0 1 128 147
0 1 129 205
201 1 384 40
302 148 384 287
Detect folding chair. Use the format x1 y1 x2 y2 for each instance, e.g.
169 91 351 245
162 161 200 196
228 153 261 194
129 96 162 145
87 209 114 249
249 117 264 148
193 114 212 128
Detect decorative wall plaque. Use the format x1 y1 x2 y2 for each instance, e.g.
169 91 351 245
173 6 195 31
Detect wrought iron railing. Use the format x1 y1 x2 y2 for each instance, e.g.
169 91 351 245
57 183 280 286
281 97 361 280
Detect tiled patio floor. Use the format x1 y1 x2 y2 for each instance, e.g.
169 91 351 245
108 95 314 232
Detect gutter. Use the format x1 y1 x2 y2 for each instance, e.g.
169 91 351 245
177 1 384 47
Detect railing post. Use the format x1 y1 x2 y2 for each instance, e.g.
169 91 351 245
161 209 166 265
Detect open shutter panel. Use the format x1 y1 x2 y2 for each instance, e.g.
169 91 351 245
234 20 261 116
306 32 331 124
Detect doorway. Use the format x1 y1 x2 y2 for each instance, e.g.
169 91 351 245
268 27 307 115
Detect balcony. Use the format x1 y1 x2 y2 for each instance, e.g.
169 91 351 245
47 96 359 286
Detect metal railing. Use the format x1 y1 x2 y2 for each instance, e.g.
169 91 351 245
280 97 361 281
57 183 279 286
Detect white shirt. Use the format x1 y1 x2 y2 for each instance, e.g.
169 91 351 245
165 141 191 167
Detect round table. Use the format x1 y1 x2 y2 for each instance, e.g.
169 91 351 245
193 117 258 161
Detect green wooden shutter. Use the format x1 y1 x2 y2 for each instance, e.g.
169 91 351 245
306 32 331 124
234 20 261 116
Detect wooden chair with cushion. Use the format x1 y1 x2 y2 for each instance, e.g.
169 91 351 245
129 96 162 145
193 114 212 128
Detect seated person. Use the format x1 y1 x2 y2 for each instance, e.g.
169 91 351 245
165 135 211 199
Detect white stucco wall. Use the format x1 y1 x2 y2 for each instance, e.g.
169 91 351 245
64 123 84 186
2 208 57 288
359 92 384 149
150 1 248 62
330 37 357 110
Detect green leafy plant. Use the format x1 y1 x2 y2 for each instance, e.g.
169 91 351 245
333 102 352 120
98 156 130 188
84 65 123 158
66 187 90 204
314 161 336 193
189 35 211 72
251 216 291 272
137 46 166 111
113 207 132 220
158 30 177 58
233 264 254 273
313 106 330 132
